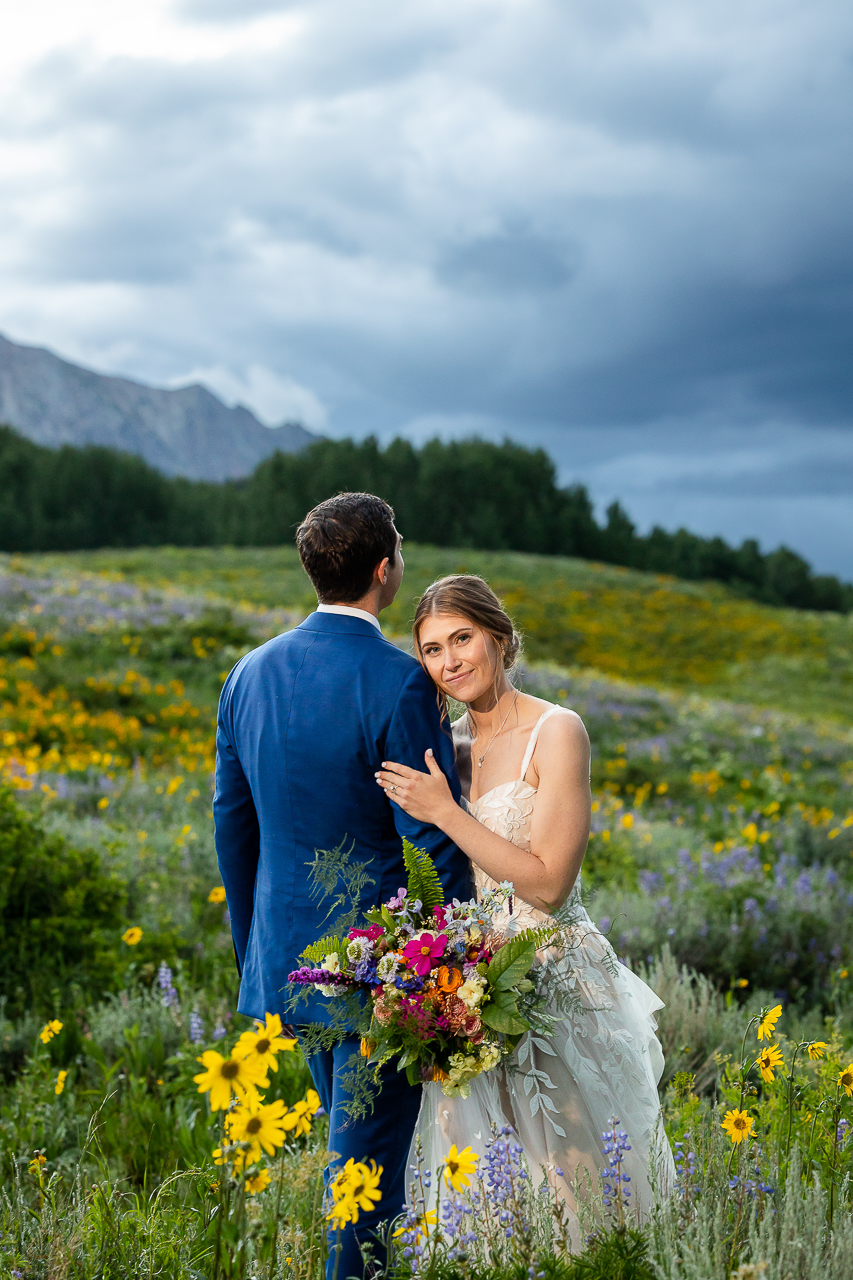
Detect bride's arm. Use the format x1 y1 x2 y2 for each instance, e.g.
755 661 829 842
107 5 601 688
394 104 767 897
376 712 591 913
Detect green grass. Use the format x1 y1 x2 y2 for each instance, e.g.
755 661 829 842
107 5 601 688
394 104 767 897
6 543 853 722
0 544 852 1276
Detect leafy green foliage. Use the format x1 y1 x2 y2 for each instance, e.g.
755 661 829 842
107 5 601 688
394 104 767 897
0 423 849 611
403 840 445 912
0 786 124 1014
298 933 346 967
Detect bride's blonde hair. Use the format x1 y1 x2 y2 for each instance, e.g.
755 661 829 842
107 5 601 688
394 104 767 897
413 575 522 714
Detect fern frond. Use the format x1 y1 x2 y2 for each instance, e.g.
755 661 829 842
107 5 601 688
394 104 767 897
403 840 444 912
299 933 346 966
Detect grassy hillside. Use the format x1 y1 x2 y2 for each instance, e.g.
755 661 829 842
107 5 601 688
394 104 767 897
0 545 852 1274
8 542 853 721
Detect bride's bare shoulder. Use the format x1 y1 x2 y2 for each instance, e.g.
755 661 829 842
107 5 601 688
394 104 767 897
535 703 590 754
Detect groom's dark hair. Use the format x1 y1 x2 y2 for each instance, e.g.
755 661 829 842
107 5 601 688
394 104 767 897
296 492 398 603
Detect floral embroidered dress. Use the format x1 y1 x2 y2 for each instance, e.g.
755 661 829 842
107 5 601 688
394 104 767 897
409 705 674 1239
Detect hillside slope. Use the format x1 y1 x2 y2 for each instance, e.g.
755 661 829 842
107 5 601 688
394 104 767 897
6 543 852 721
0 332 316 480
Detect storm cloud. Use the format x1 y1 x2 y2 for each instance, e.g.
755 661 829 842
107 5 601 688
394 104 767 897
2 0 852 570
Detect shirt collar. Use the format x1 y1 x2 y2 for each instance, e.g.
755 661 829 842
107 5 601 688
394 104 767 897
316 603 382 632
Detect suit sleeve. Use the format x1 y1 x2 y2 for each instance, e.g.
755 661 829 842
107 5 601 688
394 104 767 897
213 675 260 974
384 664 473 904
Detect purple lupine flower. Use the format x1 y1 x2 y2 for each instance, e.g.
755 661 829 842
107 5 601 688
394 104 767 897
189 1010 205 1043
158 961 179 1008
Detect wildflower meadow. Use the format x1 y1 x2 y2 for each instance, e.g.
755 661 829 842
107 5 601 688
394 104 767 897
0 545 852 1278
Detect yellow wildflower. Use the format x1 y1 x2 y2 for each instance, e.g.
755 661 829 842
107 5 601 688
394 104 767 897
39 1020 63 1044
225 1098 289 1161
393 1209 438 1240
721 1109 754 1145
208 886 226 904
444 1144 478 1191
755 1043 783 1083
97 797 109 810
233 1013 297 1072
246 1168 271 1195
838 1064 853 1098
328 1158 382 1226
282 1089 322 1138
122 926 143 945
807 1042 827 1061
757 1004 782 1042
29 1153 46 1174
54 1070 68 1096
193 1050 268 1111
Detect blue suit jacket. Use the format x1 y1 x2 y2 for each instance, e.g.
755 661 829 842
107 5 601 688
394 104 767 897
213 610 472 1024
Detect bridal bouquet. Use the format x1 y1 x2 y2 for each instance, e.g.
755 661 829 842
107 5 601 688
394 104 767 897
288 842 557 1098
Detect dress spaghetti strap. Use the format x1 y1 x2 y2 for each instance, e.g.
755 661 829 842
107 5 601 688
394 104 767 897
519 705 560 782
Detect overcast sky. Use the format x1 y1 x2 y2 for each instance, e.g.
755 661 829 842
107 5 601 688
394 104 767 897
2 0 852 573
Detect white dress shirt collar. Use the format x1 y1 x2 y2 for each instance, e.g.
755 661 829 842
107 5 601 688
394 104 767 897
316 603 382 632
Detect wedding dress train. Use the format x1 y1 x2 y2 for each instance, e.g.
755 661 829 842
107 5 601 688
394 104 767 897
410 705 674 1241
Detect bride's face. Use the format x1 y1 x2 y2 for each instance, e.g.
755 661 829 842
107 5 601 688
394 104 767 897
417 612 501 704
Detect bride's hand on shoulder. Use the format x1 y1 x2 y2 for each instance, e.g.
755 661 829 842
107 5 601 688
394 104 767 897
375 751 456 824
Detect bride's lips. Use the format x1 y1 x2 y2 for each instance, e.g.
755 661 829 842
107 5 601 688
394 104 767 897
444 669 472 687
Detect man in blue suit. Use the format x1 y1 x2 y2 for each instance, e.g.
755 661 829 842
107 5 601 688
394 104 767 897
214 492 471 1278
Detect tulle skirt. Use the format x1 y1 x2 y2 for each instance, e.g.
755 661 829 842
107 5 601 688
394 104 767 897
408 909 675 1244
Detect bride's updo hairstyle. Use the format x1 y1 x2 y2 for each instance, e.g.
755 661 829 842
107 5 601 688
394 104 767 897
413 575 523 681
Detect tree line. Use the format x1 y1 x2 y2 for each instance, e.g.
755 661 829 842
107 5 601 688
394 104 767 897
0 423 849 613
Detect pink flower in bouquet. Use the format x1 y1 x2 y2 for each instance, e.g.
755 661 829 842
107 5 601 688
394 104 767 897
349 924 385 941
462 1013 483 1043
433 905 448 928
403 932 447 976
374 997 394 1025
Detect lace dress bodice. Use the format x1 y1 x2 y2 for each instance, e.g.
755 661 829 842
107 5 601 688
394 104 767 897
460 706 581 933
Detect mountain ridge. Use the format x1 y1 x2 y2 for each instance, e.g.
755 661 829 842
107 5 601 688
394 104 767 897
0 332 316 481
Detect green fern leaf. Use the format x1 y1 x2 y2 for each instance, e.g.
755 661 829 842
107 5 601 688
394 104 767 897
299 933 346 966
403 840 445 912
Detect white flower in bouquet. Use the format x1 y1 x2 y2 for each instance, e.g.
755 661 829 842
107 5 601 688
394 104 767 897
376 953 399 981
457 977 485 1009
323 953 341 974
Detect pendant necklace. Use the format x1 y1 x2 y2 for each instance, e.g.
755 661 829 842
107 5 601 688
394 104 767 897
469 689 519 769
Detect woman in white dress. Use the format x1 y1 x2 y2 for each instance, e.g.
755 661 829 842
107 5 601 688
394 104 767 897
375 575 673 1240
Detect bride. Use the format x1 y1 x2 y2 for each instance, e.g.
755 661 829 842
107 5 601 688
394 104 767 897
375 574 673 1237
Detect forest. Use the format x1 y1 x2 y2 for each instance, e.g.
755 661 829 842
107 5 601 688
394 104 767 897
0 422 849 613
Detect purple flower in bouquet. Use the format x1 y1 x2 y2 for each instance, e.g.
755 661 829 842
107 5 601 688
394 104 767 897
403 931 448 976
386 887 408 910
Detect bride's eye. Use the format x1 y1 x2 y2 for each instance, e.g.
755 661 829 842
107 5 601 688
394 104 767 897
456 633 471 646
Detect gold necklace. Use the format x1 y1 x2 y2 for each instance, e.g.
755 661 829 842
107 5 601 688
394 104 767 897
469 690 519 769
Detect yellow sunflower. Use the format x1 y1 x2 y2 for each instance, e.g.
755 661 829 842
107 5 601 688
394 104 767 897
756 1004 782 1042
807 1042 827 1061
193 1050 268 1111
444 1144 478 1191
328 1158 382 1225
232 1013 297 1073
393 1209 438 1240
838 1063 853 1097
39 1020 63 1044
225 1098 289 1160
246 1168 271 1195
208 886 227 903
755 1043 784 1083
721 1108 754 1145
122 927 143 946
282 1089 322 1138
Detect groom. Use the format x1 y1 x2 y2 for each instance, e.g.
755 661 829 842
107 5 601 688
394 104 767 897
213 491 471 1278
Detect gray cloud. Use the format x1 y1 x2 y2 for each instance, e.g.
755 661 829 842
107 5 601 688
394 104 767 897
1 0 852 570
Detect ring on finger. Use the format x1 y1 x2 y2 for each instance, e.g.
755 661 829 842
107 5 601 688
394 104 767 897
389 784 397 793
